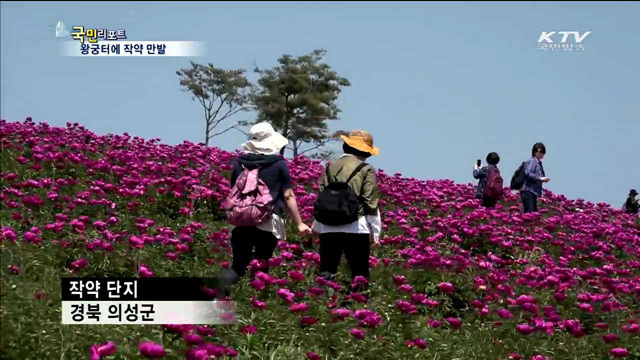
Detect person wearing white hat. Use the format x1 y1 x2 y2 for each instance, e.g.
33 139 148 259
223 122 311 288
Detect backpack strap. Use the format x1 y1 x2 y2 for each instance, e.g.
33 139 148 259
346 162 369 185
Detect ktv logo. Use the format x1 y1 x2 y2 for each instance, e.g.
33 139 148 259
537 31 591 52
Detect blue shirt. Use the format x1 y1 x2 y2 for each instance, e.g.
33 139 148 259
523 156 545 197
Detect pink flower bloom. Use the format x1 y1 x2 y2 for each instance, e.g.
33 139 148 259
350 292 368 303
331 308 351 321
70 258 89 271
497 309 513 319
309 287 324 297
351 276 369 289
251 298 267 310
610 348 629 358
516 324 535 335
240 325 257 334
349 328 365 339
196 326 215 337
445 317 462 330
509 353 522 360
8 265 20 275
307 353 322 360
90 341 117 359
300 316 317 326
289 302 310 313
139 341 166 358
250 279 265 290
438 282 455 294
183 333 204 345
603 333 619 343
622 324 640 333
396 300 418 315
414 339 428 349
139 264 154 278
428 318 442 328
398 284 413 293
288 270 305 281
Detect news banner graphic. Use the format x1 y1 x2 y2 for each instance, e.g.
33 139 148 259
61 278 235 325
61 26 205 57
537 31 591 52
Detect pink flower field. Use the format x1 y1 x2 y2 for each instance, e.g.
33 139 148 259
1 118 639 359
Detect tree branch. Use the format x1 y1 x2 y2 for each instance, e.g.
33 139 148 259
209 124 249 139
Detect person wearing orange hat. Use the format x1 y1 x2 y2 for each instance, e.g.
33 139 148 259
312 130 381 282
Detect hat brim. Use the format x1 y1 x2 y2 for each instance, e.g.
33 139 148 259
341 135 379 156
242 132 289 155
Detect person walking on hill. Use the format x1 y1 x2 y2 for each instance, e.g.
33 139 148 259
521 142 550 213
623 189 639 215
312 130 382 282
221 122 312 289
473 152 503 208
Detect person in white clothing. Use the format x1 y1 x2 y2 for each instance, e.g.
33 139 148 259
313 130 381 281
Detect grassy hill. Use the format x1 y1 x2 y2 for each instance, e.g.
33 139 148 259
1 119 639 360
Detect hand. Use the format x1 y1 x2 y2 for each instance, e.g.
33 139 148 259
297 223 312 236
474 163 480 171
370 233 380 245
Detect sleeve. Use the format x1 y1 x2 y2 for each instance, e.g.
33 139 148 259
361 166 380 216
230 160 242 187
366 209 382 236
280 161 292 191
524 159 541 182
473 167 487 179
318 164 329 192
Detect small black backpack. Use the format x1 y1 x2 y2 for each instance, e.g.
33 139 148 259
510 162 526 190
314 162 368 226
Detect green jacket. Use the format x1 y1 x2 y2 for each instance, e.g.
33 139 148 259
318 154 380 217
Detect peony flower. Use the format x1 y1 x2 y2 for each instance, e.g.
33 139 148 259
300 316 317 326
610 348 629 358
289 302 309 313
139 341 166 358
90 341 117 359
8 265 20 275
349 328 365 339
603 333 619 343
307 353 322 360
438 282 455 294
240 325 257 335
70 258 89 271
445 317 462 330
183 333 204 345
139 264 154 278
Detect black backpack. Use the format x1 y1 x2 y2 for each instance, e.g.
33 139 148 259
314 162 368 226
510 162 526 190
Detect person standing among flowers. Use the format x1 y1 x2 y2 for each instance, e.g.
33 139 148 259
522 142 550 213
622 189 639 215
222 122 311 288
473 152 502 208
312 130 382 281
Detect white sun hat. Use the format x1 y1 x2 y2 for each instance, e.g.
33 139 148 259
242 122 289 155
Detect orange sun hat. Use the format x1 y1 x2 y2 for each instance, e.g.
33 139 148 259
341 130 379 156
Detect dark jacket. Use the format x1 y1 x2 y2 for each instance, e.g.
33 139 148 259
473 165 498 199
230 153 291 216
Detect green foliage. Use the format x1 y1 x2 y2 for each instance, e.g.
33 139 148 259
251 49 351 157
176 62 251 146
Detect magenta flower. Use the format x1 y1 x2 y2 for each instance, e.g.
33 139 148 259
610 348 629 358
250 279 265 290
497 309 513 319
139 341 166 358
183 333 204 345
307 352 322 360
90 341 117 359
70 258 89 271
288 270 305 281
196 326 215 337
445 317 462 330
300 316 317 326
251 298 267 310
289 302 310 313
414 339 428 349
240 325 257 335
516 324 535 335
428 318 442 328
603 333 619 343
139 264 154 278
349 328 365 339
350 292 368 303
8 265 20 275
438 282 456 294
396 300 418 315
331 308 351 321
309 287 324 297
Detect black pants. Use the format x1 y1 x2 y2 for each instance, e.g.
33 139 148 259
521 191 538 213
482 197 497 208
230 227 278 278
319 233 370 280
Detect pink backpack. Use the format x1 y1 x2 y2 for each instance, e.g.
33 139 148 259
221 166 274 227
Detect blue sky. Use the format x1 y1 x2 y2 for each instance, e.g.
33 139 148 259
1 1 638 207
